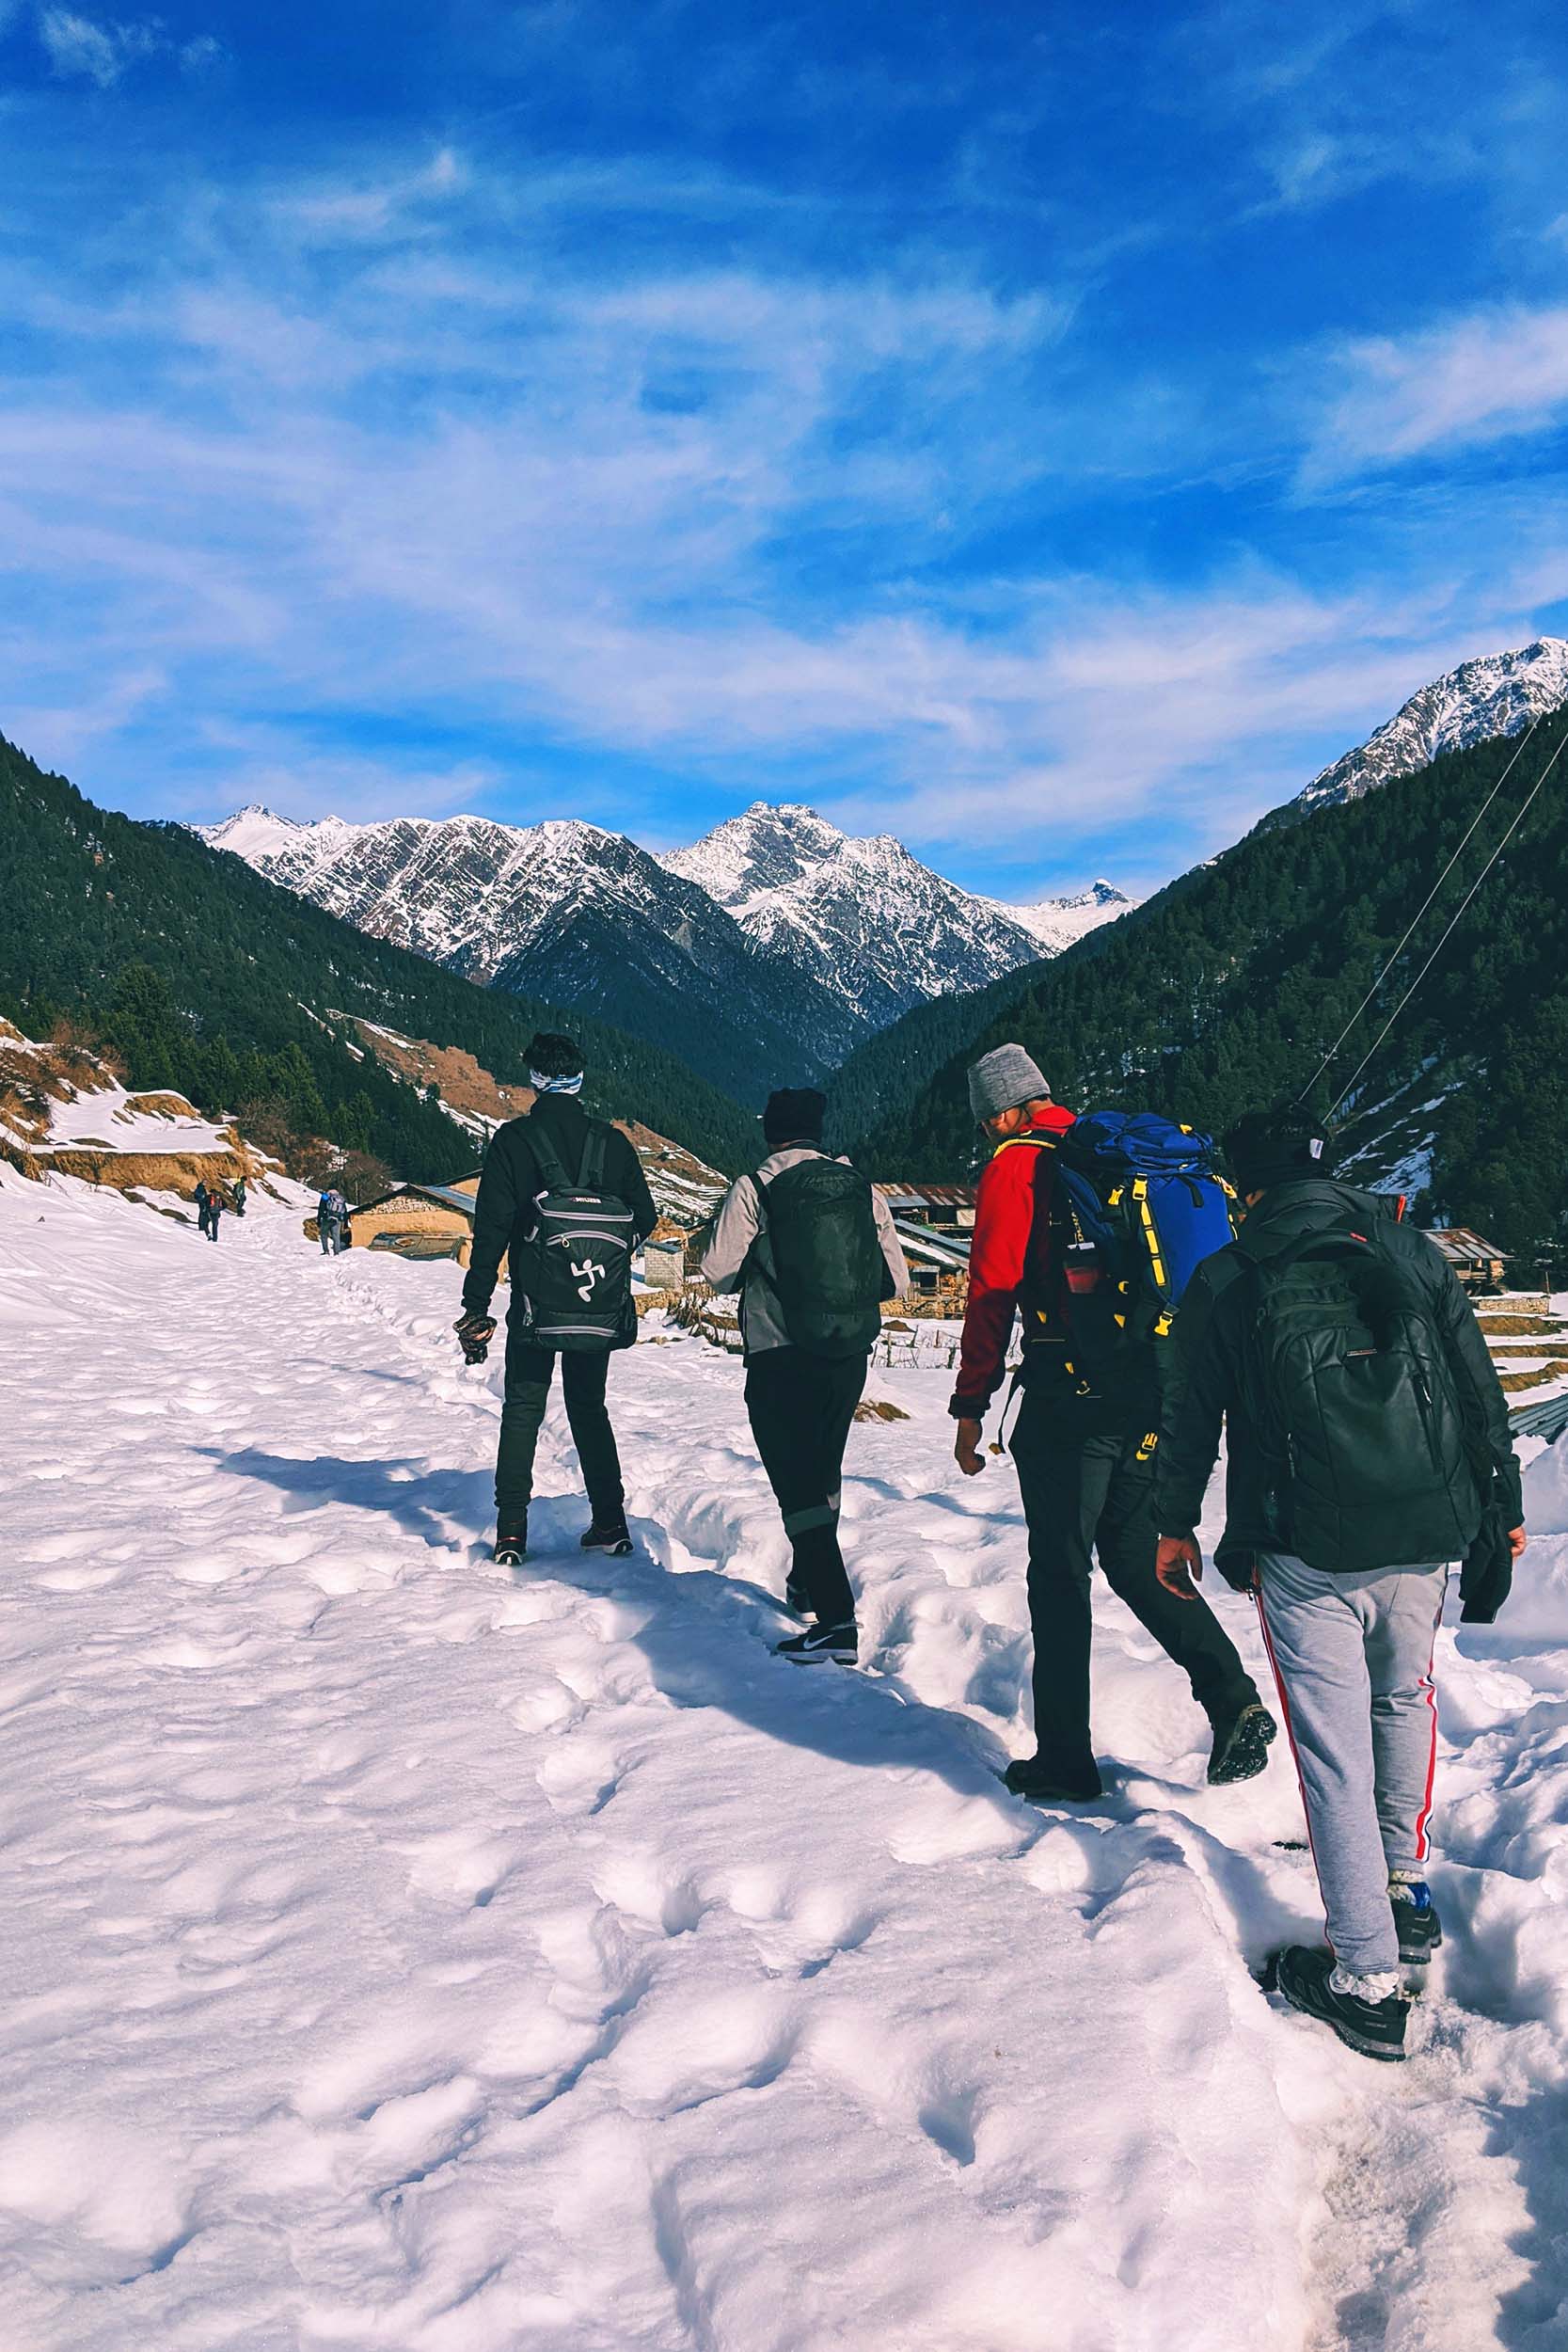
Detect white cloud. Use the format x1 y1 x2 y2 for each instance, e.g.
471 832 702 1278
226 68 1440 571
6 662 166 768
1309 304 1568 473
277 150 467 245
37 8 160 86
2 149 1565 884
32 7 225 87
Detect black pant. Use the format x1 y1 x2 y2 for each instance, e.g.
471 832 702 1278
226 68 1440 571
1010 1389 1257 1773
744 1346 866 1626
497 1339 624 1525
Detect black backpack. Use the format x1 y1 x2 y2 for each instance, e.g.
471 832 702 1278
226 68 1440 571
1242 1217 1482 1574
756 1156 885 1359
516 1123 636 1353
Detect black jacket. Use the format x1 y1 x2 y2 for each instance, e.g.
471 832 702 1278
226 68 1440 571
461 1096 657 1320
1154 1179 1522 1590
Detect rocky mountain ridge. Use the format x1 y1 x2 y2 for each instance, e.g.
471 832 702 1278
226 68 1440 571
1284 636 1568 821
198 800 1132 1098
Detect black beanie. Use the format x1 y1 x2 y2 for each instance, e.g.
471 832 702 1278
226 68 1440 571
763 1087 827 1147
1225 1108 1334 1195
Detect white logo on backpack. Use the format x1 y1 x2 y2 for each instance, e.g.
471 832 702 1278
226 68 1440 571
573 1256 605 1301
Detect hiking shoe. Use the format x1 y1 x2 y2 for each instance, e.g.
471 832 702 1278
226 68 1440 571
1207 1701 1277 1787
1390 1879 1443 1967
1275 1946 1408 2063
1002 1754 1103 1803
492 1521 528 1566
777 1621 857 1666
580 1518 633 1557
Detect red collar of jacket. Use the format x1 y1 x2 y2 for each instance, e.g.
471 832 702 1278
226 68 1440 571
993 1104 1076 1151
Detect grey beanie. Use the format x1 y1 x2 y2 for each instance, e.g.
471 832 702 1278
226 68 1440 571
968 1042 1051 1125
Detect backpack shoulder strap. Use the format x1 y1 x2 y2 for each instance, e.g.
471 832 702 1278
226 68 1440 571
526 1123 572 1194
578 1120 610 1193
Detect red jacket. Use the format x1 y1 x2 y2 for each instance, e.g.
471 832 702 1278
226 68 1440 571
950 1104 1076 1419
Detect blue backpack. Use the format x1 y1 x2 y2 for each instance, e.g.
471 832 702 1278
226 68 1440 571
1022 1112 1234 1388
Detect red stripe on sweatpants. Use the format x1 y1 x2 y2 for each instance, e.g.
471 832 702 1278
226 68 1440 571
1253 1579 1335 1955
1411 1583 1445 1866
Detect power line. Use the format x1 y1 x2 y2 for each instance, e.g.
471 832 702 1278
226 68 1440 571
1326 728 1568 1121
1296 716 1544 1104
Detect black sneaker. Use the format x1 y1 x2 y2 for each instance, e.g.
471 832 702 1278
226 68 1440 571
776 1621 857 1665
1207 1701 1277 1787
1002 1753 1103 1803
492 1521 528 1566
1275 1945 1408 2062
1390 1880 1443 1967
581 1518 633 1557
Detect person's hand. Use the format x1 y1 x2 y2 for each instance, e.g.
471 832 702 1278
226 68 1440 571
1509 1524 1528 1561
1155 1534 1203 1599
954 1418 986 1477
453 1312 497 1366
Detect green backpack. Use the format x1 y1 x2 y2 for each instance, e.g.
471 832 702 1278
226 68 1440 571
756 1157 886 1359
1243 1219 1482 1574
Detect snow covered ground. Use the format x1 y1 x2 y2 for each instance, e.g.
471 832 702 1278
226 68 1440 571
4 1174 1568 2352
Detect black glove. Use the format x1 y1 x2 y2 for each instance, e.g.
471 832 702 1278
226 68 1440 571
453 1312 497 1366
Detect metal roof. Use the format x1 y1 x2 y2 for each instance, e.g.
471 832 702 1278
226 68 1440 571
356 1181 480 1217
1427 1227 1509 1264
892 1220 972 1270
874 1183 977 1209
1511 1389 1568 1444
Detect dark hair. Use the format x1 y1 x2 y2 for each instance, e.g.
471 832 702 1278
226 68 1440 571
762 1087 827 1147
525 1031 585 1079
1224 1107 1334 1192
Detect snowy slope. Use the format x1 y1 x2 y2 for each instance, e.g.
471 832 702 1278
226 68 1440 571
5 1173 1568 2348
1286 636 1568 820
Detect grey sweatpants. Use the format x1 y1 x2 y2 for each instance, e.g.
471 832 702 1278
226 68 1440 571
1256 1550 1448 1976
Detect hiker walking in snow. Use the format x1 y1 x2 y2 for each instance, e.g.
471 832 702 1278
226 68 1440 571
454 1033 657 1566
233 1175 247 1218
1153 1109 1526 2063
700 1088 908 1664
951 1044 1273 1800
193 1179 212 1238
205 1184 225 1243
318 1187 345 1255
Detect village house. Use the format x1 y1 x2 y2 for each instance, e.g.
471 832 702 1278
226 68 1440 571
873 1182 976 1306
1427 1227 1510 1293
311 1173 489 1266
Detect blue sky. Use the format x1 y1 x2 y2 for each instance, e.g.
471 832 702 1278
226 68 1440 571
4 1 1568 899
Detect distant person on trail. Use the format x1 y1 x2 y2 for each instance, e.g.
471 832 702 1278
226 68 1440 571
318 1187 346 1255
950 1044 1272 1802
205 1184 225 1243
233 1175 247 1218
454 1032 657 1568
193 1180 212 1239
1153 1108 1527 2064
700 1088 909 1666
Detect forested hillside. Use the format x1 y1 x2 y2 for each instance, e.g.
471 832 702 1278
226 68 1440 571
0 737 755 1179
829 963 1049 1145
852 716 1568 1252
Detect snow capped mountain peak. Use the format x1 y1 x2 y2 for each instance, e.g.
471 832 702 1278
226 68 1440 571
662 803 1110 1027
989 878 1136 953
198 790 1132 1094
661 801 849 908
1289 636 1568 820
198 804 310 861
